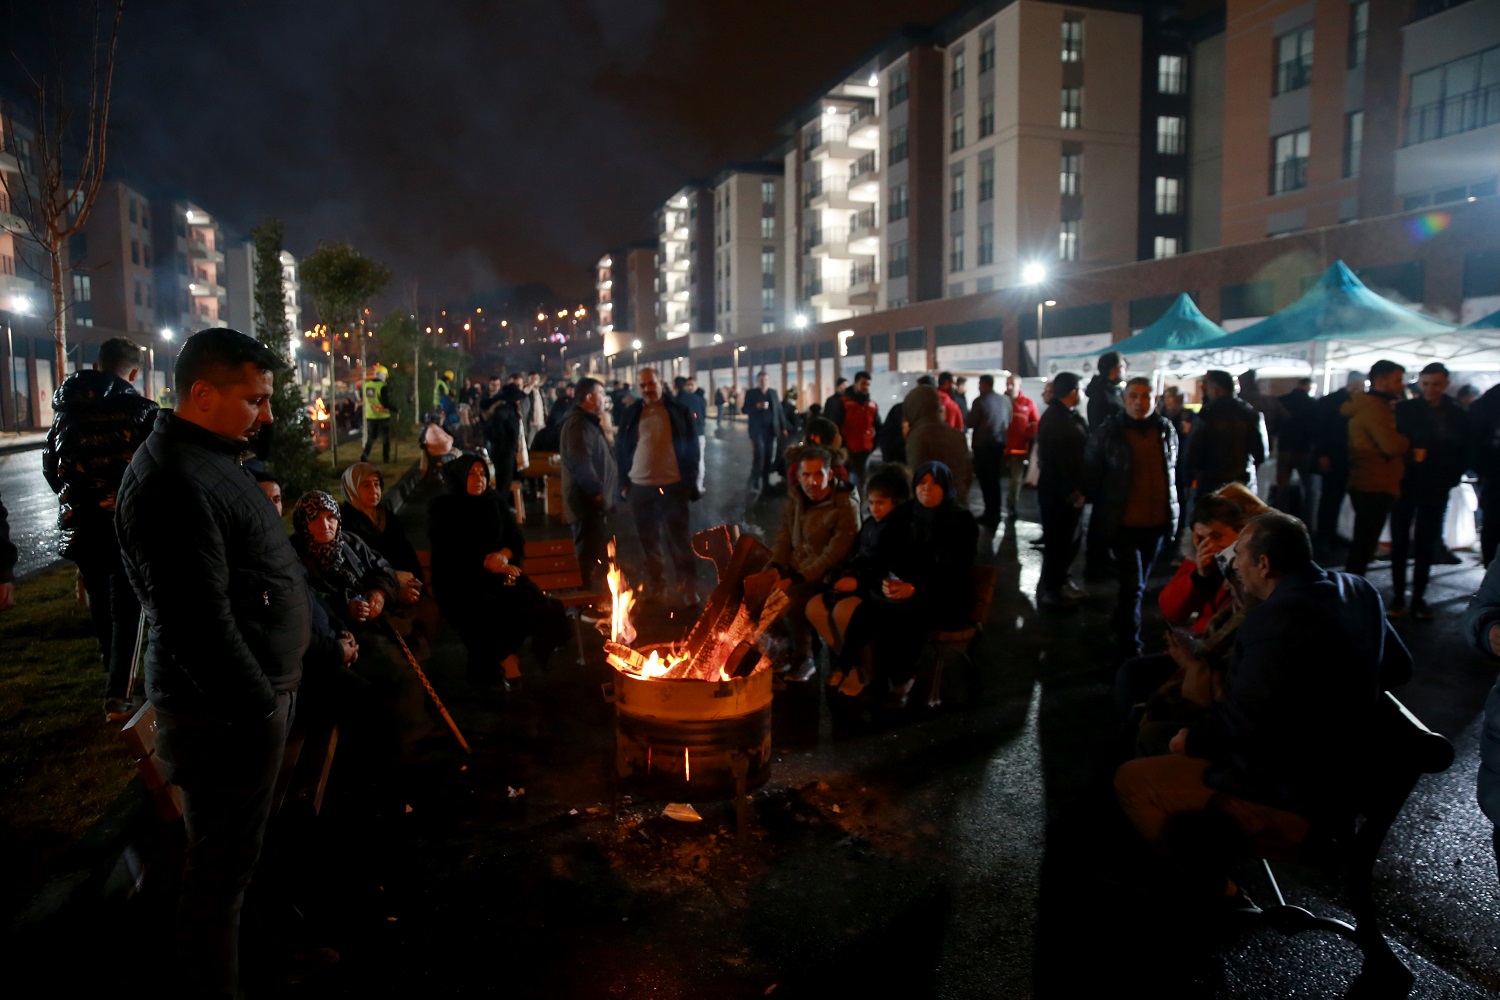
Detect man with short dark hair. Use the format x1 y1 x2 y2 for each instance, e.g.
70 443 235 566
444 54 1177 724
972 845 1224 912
616 368 701 597
1115 511 1411 899
43 335 159 720
968 373 1012 527
1313 371 1366 549
1187 369 1268 497
741 370 785 492
823 377 849 426
1085 352 1128 571
936 371 965 430
836 370 881 490
1084 376 1178 653
1389 362 1466 618
116 329 313 998
560 377 617 590
1274 377 1318 516
1036 372 1090 609
1343 360 1409 576
676 375 708 493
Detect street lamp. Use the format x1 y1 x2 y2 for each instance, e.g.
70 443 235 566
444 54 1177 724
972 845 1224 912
794 313 808 331
631 338 642 376
1022 263 1049 377
5 295 30 431
159 327 177 400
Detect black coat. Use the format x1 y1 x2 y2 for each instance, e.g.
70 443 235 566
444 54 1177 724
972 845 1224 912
1313 388 1355 472
339 502 424 579
614 393 701 492
742 387 785 436
878 404 907 464
1187 394 1268 492
1036 401 1089 500
299 533 400 642
1396 395 1469 501
1085 375 1123 428
906 500 979 630
1083 411 1179 536
117 411 310 721
1277 388 1318 453
42 369 158 558
428 471 527 618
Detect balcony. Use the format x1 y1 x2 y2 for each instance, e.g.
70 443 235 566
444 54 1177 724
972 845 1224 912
849 261 879 302
670 282 689 302
804 174 855 211
806 123 852 161
805 273 851 309
848 103 880 141
803 225 850 257
849 151 880 189
190 244 225 265
1271 157 1308 195
848 206 880 244
0 192 23 233
1404 84 1500 146
670 251 690 271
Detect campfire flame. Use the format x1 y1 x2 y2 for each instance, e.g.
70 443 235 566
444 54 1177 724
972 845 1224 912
604 539 636 647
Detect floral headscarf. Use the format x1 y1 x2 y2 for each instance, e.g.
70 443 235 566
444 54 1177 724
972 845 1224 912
292 490 357 587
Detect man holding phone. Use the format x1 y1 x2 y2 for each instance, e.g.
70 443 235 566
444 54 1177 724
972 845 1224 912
1389 362 1467 619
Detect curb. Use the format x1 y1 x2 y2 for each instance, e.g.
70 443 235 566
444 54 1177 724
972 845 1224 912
0 441 45 457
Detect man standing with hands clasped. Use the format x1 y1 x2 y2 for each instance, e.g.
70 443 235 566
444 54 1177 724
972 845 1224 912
742 370 785 493
116 329 316 998
616 368 702 599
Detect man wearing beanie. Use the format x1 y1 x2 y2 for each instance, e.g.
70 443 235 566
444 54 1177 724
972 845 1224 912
1036 371 1090 608
1083 376 1179 652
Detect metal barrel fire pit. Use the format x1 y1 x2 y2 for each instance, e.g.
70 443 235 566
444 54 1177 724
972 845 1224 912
606 645 773 801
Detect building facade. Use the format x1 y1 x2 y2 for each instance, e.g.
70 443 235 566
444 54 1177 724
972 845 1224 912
152 200 226 336
72 180 157 335
655 183 715 339
711 162 786 336
224 241 302 340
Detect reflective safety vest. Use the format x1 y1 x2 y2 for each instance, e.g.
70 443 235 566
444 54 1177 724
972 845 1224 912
362 379 391 420
433 377 450 408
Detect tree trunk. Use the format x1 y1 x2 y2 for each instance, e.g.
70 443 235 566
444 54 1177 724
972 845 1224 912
50 247 65 382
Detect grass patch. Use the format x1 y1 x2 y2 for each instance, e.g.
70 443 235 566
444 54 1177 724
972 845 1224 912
0 565 134 916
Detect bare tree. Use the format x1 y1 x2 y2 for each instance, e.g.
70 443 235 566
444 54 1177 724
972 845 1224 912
0 0 125 376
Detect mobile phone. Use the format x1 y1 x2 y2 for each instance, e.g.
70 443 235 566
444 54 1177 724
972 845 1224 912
1214 539 1238 576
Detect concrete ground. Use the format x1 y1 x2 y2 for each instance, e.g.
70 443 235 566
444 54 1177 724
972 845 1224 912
21 425 1500 998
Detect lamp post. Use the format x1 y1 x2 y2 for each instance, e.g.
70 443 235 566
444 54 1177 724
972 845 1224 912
159 327 176 403
1021 263 1049 377
631 339 642 381
5 295 30 431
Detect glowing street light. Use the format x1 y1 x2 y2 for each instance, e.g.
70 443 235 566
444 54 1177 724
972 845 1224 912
794 313 808 331
1022 262 1047 285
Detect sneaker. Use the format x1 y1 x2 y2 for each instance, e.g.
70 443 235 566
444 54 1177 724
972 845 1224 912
1386 598 1407 620
1412 599 1435 622
784 657 818 683
104 697 139 723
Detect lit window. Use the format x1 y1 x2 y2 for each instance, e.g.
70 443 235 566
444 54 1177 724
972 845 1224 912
1061 152 1080 196
1059 220 1079 261
978 224 994 266
1154 236 1180 258
1274 26 1314 95
952 50 966 91
980 33 996 73
951 111 965 151
1155 176 1182 214
1158 55 1185 94
1062 18 1083 63
1271 128 1310 193
1157 116 1185 155
979 97 995 137
761 216 775 239
1061 87 1081 129
950 232 965 272
951 171 965 212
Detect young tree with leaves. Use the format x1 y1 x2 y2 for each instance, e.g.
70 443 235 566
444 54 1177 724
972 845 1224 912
249 219 320 496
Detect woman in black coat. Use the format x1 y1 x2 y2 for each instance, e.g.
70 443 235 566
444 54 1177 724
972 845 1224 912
340 462 424 580
428 453 570 689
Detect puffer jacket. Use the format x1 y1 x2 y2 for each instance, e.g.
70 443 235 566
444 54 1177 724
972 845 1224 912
1341 390 1408 496
117 411 310 721
771 482 860 583
1083 411 1179 536
903 385 973 500
1186 394 1268 492
42 369 158 558
559 406 618 523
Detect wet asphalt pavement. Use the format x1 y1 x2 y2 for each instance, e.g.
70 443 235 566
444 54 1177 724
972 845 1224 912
0 447 60 579
24 422 1500 998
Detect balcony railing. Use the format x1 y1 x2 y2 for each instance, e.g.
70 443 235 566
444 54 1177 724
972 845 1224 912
0 254 13 276
850 207 878 232
1404 85 1500 146
803 274 851 298
803 174 850 205
803 225 849 253
851 262 878 286
1271 157 1308 195
805 124 849 155
849 104 878 129
850 151 878 181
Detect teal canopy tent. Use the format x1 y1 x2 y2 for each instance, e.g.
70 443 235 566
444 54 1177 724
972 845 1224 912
1045 293 1228 382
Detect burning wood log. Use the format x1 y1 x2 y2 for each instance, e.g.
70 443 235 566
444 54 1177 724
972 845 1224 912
691 524 740 581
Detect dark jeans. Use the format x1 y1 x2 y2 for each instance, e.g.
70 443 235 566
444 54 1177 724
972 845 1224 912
1273 449 1311 518
1111 525 1169 653
1346 490 1397 576
1389 493 1449 601
628 481 696 587
1316 466 1349 544
748 429 776 488
847 450 872 492
75 543 142 698
1114 652 1176 725
1085 504 1111 566
362 418 392 462
569 507 609 591
155 691 292 1000
973 441 1004 522
1039 495 1082 593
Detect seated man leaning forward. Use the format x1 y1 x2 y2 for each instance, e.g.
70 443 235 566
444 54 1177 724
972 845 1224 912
770 445 861 683
1113 511 1412 905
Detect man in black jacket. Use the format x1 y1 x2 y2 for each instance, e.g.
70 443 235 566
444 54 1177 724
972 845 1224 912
675 375 708 493
1274 377 1318 516
1389 363 1468 619
1470 382 1500 566
1036 372 1090 609
742 370 785 492
1115 512 1410 899
616 367 701 596
560 377 618 591
1313 371 1366 550
1186 369 1268 498
116 329 312 999
1084 377 1179 652
43 336 159 720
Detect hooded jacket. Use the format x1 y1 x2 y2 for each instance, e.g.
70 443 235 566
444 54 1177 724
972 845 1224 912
117 411 310 721
903 385 973 501
42 369 159 558
427 453 527 616
1341 390 1408 496
771 480 861 583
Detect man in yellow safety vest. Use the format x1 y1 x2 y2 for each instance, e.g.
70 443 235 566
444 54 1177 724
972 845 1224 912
361 363 395 462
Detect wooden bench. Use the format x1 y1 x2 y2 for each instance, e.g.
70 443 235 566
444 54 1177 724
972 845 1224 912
1215 692 1454 995
918 563 1000 709
524 538 611 664
119 702 338 826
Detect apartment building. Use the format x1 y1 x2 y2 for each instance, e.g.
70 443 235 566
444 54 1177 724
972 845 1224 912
152 199 226 335
655 183 714 339
0 103 39 310
596 240 656 336
224 241 302 338
939 1 1142 298
72 180 157 334
878 40 948 311
710 162 786 336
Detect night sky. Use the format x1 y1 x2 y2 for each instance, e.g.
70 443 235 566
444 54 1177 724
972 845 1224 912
3 0 964 310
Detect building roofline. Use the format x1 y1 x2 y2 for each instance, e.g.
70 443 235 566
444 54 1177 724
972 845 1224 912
711 160 784 185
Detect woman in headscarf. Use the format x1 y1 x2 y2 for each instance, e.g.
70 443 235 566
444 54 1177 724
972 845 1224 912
340 462 424 580
292 490 431 754
870 461 979 708
428 452 570 690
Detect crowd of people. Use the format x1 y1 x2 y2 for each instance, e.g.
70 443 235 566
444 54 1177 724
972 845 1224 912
7 325 1500 991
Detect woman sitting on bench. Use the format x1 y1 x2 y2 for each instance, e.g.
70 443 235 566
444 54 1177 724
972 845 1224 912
428 453 570 692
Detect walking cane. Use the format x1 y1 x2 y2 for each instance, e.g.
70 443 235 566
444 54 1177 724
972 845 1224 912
384 623 472 754
124 613 147 703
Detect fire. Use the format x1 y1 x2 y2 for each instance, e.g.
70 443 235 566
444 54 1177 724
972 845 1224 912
312 397 330 421
604 539 636 646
